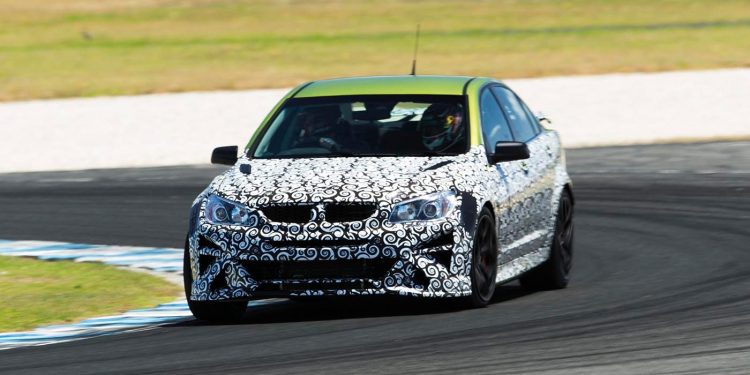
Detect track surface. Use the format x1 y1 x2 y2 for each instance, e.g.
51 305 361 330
0 142 748 374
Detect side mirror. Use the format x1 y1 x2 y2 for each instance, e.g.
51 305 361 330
490 141 530 164
535 111 551 125
211 146 238 165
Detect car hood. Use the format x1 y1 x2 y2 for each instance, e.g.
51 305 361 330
209 155 467 206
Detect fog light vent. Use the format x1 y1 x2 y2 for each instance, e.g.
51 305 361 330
413 268 429 290
210 267 228 292
432 251 453 269
417 231 454 249
198 254 214 274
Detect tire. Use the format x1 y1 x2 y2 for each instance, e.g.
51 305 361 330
183 244 247 322
519 189 574 290
467 206 499 308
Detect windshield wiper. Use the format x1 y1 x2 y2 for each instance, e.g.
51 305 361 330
421 150 454 157
328 150 355 157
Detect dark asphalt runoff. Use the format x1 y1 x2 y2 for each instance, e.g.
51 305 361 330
0 141 748 374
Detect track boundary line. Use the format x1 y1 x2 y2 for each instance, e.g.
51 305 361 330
0 239 280 350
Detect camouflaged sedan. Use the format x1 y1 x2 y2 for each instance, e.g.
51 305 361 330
184 76 574 321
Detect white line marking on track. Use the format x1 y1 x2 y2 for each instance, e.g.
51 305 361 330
0 239 283 350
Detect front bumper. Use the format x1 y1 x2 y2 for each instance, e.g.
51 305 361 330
186 199 475 300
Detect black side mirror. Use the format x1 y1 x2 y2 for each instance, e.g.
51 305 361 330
490 141 530 164
211 146 238 165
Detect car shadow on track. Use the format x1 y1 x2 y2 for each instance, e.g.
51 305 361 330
169 283 535 327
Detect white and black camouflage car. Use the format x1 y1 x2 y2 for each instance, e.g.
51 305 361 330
184 76 574 321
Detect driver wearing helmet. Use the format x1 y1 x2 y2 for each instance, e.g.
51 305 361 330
420 103 465 153
294 104 371 153
293 105 344 151
297 105 338 139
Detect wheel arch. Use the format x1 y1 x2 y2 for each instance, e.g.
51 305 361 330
479 200 498 239
563 183 575 206
481 201 495 220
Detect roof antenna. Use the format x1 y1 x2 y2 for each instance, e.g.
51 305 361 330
410 24 421 75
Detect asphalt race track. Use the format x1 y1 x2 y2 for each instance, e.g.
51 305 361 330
0 142 748 374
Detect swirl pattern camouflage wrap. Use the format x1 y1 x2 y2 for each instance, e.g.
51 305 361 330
186 129 571 301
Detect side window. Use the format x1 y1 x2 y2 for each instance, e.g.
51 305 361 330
479 89 513 154
490 87 537 142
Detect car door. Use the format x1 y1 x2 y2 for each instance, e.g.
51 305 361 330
490 85 556 257
478 88 528 264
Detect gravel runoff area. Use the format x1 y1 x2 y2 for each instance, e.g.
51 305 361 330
1 68 749 173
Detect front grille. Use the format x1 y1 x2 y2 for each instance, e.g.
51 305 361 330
258 203 377 223
268 239 369 248
324 203 377 222
242 258 395 280
261 205 314 223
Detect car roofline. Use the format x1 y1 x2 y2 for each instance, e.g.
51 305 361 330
292 75 483 98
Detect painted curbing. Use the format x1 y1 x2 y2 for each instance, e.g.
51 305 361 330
0 239 279 350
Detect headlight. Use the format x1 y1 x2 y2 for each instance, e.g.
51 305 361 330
389 191 457 223
204 194 257 226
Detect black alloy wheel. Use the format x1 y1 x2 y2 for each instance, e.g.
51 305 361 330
519 190 574 290
468 207 498 308
556 191 574 275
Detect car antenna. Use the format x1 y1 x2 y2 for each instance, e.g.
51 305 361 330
410 24 421 76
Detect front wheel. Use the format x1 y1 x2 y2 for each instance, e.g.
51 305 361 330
467 207 499 308
183 245 247 322
519 190 574 290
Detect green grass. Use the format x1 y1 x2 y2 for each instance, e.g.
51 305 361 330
0 255 181 332
1 0 749 101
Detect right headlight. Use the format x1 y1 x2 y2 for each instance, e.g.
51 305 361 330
389 191 457 223
204 194 257 226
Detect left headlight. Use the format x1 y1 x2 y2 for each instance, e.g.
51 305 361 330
204 194 257 226
389 191 457 223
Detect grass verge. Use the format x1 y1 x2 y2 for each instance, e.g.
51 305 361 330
0 255 181 332
1 0 750 101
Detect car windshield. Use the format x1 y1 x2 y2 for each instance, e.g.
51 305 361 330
252 95 468 158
